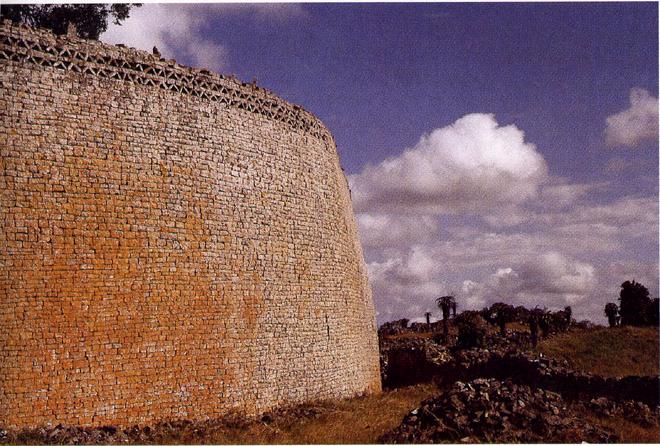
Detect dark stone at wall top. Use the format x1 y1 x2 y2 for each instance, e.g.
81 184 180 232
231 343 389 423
0 20 332 143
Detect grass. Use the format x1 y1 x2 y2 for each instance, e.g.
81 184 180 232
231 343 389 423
507 321 529 332
154 383 437 444
382 331 434 340
571 403 660 443
537 326 659 377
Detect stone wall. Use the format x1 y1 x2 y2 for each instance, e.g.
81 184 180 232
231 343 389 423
380 336 659 407
0 21 381 428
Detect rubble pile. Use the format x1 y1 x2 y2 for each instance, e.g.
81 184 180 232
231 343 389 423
379 338 452 387
380 332 660 407
579 397 660 427
0 402 335 445
378 319 412 336
1 423 156 445
380 378 618 444
0 403 336 445
489 352 660 406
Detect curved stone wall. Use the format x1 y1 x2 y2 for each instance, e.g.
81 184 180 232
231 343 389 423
0 21 381 428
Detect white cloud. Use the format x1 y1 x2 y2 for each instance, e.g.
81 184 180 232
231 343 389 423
579 260 660 324
369 246 438 287
517 252 597 304
537 180 608 209
360 187 657 324
368 246 448 323
351 114 657 325
214 3 309 22
350 112 654 315
457 252 596 309
350 118 655 324
605 88 659 148
101 4 229 72
356 213 438 249
349 113 548 215
530 196 659 242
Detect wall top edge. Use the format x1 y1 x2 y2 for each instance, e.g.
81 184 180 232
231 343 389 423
0 19 335 144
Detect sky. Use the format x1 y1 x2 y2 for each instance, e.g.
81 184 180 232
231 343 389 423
102 2 659 325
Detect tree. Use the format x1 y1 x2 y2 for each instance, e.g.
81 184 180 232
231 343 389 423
514 305 531 324
455 311 488 349
528 312 539 348
564 306 572 326
479 306 495 325
604 303 619 328
550 308 570 333
490 302 515 336
530 307 551 338
647 298 659 326
0 4 140 40
435 295 456 343
619 280 651 326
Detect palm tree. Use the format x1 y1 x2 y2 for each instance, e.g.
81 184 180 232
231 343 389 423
435 295 457 342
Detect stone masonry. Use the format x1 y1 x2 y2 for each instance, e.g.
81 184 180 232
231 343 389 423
0 21 381 428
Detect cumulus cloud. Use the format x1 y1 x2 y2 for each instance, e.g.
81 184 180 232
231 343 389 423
605 88 659 148
578 260 660 324
516 253 597 304
357 213 438 249
349 113 548 214
101 4 229 71
537 180 608 209
530 196 659 242
368 246 447 323
360 184 657 324
369 244 599 324
369 246 438 289
458 252 596 309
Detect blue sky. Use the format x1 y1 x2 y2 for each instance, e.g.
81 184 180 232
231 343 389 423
103 3 659 324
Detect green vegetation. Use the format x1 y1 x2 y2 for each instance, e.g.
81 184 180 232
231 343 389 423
604 280 659 328
537 326 659 377
455 311 488 348
0 4 140 39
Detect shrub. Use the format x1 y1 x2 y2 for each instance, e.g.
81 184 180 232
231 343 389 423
604 303 619 327
455 311 488 349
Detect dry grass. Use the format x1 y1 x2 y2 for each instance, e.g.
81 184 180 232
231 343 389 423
273 383 436 444
571 403 660 443
382 331 434 340
537 326 659 377
156 383 436 444
506 321 529 332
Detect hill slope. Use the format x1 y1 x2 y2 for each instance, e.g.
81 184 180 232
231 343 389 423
538 326 659 377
